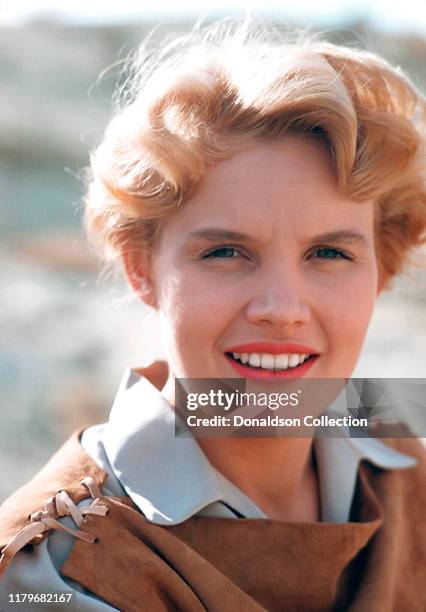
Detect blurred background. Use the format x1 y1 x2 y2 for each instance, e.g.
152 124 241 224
1 0 425 501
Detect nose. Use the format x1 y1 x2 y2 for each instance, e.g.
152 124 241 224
245 266 311 329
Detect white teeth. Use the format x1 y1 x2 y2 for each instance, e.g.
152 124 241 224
260 354 274 370
230 351 312 370
288 354 300 368
248 353 261 368
275 354 289 369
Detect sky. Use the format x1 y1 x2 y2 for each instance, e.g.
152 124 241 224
1 0 426 35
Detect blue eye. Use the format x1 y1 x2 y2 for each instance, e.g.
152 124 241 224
203 246 240 259
312 247 349 260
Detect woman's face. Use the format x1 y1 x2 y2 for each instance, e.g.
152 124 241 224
145 137 379 383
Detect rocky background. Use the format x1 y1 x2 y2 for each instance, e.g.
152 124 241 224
1 19 425 500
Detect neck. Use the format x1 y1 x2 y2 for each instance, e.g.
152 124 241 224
197 436 320 522
162 373 320 521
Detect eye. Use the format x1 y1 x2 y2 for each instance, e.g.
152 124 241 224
310 247 351 261
202 246 242 259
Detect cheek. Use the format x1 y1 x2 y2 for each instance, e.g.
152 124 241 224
155 265 240 355
333 295 375 343
317 265 378 365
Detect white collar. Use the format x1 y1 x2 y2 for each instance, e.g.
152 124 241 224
99 367 417 525
316 381 417 521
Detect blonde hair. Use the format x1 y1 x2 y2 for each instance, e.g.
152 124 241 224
84 22 426 283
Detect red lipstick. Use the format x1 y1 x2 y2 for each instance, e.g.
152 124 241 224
224 342 319 381
226 342 318 355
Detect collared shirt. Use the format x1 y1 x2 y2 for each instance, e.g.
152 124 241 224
1 368 417 611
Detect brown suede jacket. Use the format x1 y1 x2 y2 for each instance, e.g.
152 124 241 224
0 428 425 611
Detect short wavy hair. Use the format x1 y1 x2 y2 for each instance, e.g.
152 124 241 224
84 21 426 284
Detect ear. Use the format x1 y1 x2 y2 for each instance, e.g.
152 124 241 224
122 247 158 309
376 272 391 296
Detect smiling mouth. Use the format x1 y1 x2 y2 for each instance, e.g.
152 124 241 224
225 351 317 372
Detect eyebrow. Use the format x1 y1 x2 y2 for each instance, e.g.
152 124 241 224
187 227 370 247
187 228 252 242
308 230 370 248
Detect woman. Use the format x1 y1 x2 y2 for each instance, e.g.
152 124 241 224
1 22 425 611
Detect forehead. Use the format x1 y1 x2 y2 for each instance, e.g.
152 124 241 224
161 137 375 243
